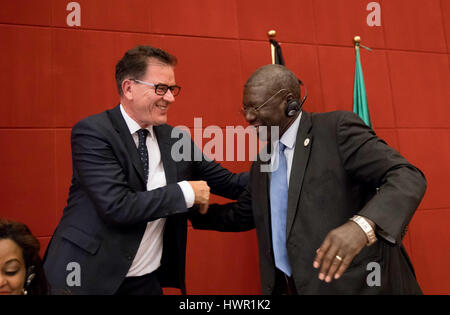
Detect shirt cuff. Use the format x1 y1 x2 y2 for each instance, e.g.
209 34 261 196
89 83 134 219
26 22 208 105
177 181 195 208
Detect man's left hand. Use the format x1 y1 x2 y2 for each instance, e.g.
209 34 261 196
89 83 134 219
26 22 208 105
313 218 374 283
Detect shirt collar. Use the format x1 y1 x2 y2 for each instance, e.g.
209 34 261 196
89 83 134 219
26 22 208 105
120 104 153 137
279 111 302 150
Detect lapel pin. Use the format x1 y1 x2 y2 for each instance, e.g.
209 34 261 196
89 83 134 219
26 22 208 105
304 138 310 147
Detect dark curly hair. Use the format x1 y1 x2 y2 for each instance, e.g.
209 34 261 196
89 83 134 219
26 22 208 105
0 219 49 295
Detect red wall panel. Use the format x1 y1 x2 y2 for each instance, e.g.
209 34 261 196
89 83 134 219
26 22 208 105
383 0 447 53
52 0 151 33
236 0 316 43
0 0 449 295
314 0 386 48
0 130 57 237
0 25 52 127
442 0 450 52
52 28 121 127
317 46 355 112
162 36 243 128
388 51 450 128
151 0 239 39
409 209 450 294
0 0 52 26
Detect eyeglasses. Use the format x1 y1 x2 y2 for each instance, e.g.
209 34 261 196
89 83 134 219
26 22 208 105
241 89 288 116
131 79 181 96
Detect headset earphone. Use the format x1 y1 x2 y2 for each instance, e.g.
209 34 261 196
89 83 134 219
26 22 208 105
285 79 307 117
23 265 36 295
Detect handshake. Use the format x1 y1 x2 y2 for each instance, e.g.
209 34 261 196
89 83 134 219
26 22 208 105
188 181 210 214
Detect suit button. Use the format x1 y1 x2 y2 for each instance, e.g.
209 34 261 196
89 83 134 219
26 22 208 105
126 255 133 261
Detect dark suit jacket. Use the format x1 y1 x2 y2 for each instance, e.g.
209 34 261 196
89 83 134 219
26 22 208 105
43 105 247 295
191 110 427 294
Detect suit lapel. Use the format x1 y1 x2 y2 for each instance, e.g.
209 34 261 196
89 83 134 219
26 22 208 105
107 105 147 185
253 159 272 243
286 111 313 239
154 125 177 184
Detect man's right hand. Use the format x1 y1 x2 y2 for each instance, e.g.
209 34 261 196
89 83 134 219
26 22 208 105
188 181 210 214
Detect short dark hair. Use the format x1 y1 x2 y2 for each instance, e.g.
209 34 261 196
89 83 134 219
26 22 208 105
0 219 49 295
115 45 178 96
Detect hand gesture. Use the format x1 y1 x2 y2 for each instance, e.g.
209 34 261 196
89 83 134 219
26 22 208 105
188 181 210 214
313 218 374 283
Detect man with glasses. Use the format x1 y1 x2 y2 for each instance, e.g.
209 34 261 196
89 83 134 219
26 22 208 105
191 64 426 294
43 45 248 295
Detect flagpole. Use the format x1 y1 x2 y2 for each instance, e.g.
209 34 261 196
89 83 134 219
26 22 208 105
354 35 372 52
353 35 361 51
352 35 372 127
268 30 277 64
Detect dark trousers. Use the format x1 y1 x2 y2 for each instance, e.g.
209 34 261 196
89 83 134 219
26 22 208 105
115 269 162 295
273 268 298 295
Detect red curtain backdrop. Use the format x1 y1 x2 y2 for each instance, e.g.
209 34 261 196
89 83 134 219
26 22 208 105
1 0 449 294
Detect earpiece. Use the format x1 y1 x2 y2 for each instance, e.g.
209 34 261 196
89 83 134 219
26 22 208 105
285 79 308 117
285 99 300 117
25 266 36 289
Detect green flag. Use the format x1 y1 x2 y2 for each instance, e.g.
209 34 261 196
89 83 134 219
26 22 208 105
353 44 372 127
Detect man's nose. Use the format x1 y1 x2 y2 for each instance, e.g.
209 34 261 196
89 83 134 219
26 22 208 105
244 110 257 124
163 89 175 103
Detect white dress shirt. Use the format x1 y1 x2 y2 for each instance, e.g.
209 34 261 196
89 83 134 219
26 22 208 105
120 105 194 277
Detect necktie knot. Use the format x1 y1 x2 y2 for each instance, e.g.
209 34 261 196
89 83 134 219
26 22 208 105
279 142 286 153
137 128 149 140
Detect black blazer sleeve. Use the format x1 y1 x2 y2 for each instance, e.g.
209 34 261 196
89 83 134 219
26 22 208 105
189 186 255 232
189 161 255 232
336 111 427 244
193 150 249 200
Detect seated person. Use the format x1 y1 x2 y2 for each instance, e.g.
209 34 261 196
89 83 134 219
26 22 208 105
0 219 48 295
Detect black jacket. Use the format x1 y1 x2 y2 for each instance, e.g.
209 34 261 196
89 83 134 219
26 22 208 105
43 105 248 294
191 111 426 294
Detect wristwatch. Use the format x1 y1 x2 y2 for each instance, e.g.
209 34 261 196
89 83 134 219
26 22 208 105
349 215 377 246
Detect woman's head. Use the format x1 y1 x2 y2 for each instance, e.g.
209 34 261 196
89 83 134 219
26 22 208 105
0 219 48 295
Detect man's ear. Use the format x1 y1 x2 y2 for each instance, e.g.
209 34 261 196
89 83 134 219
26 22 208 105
121 79 133 100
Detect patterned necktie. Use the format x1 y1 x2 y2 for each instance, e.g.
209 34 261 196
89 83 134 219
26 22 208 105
136 129 149 184
270 142 292 276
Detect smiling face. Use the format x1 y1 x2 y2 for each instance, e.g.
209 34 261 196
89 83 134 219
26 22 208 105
243 85 298 144
121 58 176 128
0 239 26 295
242 64 301 142
243 85 288 142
